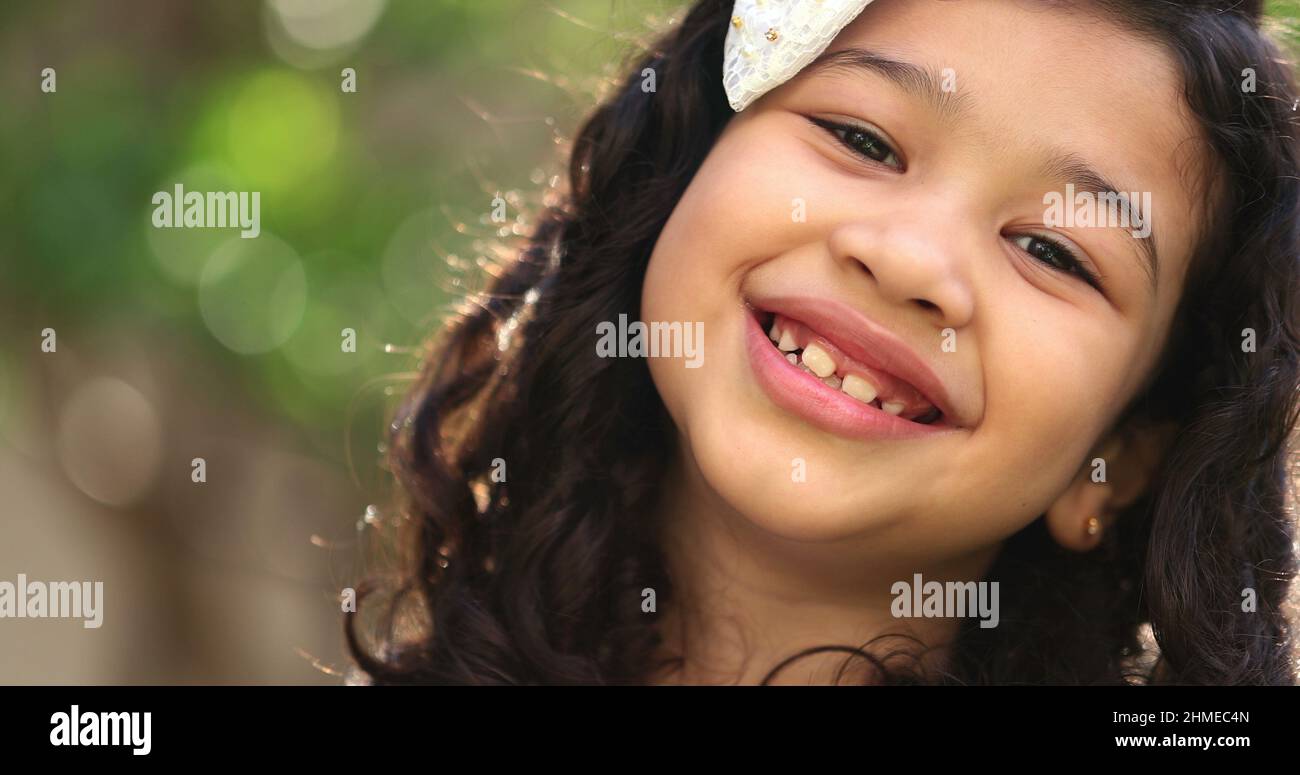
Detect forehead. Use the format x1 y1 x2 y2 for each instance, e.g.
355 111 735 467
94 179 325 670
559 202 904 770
798 0 1211 305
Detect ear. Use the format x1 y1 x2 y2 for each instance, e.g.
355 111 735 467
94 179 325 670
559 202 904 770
1044 419 1177 552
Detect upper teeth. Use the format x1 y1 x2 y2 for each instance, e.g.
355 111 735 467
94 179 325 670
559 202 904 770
800 343 836 378
777 329 799 352
767 316 937 420
841 374 877 403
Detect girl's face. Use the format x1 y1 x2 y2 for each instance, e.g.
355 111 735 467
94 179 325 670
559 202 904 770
642 0 1208 562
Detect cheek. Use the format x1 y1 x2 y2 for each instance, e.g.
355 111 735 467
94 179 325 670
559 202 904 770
641 123 788 420
644 117 812 285
642 118 823 354
975 311 1138 506
640 197 716 426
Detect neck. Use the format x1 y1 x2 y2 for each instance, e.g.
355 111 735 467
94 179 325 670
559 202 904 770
648 445 999 685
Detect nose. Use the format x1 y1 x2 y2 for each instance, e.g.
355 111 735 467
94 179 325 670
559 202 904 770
827 203 976 329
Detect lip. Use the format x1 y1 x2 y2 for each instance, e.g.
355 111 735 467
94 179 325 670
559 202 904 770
743 296 964 441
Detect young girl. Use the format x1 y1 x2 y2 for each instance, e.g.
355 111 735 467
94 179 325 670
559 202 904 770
346 0 1300 685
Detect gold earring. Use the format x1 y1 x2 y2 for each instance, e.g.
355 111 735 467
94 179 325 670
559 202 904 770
1085 516 1101 537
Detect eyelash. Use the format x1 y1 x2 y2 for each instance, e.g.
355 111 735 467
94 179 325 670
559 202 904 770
810 116 1104 292
810 117 903 170
1011 235 1102 290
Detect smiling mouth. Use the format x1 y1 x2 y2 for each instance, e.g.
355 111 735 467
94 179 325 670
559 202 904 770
749 306 952 431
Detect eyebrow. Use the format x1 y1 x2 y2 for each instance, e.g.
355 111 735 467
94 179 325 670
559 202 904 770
805 47 1160 295
806 47 974 124
1039 152 1160 294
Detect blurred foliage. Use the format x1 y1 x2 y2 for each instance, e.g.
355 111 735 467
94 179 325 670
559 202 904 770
0 0 678 461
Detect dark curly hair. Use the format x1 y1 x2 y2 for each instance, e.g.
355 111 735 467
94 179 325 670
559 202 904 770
346 0 1300 685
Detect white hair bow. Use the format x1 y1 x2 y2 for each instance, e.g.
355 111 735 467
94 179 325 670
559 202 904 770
723 0 875 112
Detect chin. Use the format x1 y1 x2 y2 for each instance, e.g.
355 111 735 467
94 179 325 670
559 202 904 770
682 414 902 544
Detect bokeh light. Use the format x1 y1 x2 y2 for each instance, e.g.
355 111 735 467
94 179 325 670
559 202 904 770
264 0 387 69
199 233 309 354
282 261 387 378
227 70 340 192
381 207 454 327
56 377 163 508
144 161 244 286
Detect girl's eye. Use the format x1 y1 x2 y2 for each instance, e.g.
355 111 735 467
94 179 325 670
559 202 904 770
810 117 903 170
1011 234 1102 290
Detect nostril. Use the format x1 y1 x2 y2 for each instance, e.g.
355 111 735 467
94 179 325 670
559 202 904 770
913 298 939 313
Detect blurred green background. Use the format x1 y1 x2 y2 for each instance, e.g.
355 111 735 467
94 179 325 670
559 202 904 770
0 0 677 683
0 1 1297 683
